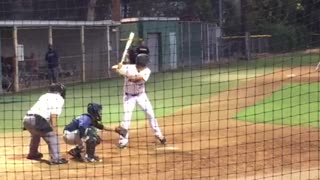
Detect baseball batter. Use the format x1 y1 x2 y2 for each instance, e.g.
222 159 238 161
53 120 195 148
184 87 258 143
23 83 68 165
113 54 166 148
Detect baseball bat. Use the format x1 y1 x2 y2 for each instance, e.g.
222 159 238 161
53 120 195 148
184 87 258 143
119 32 135 65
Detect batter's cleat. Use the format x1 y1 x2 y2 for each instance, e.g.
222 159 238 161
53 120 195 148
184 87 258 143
50 158 68 165
157 136 167 145
84 154 102 163
117 143 128 149
67 147 82 159
27 152 43 160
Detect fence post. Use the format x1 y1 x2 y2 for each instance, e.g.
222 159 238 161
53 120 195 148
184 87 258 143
106 25 111 77
215 25 220 63
200 23 203 64
188 22 191 67
206 23 210 63
13 26 19 92
180 22 184 69
245 32 251 60
81 25 86 82
0 35 2 94
48 26 53 45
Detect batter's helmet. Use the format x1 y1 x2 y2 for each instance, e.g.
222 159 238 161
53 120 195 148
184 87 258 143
135 54 150 67
48 83 66 99
87 103 102 121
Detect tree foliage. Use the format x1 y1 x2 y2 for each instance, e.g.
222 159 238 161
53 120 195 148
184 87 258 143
0 0 320 35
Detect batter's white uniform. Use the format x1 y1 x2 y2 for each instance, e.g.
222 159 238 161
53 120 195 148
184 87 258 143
118 65 164 145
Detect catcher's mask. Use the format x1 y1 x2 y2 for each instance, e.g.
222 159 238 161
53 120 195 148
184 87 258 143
48 83 66 99
135 54 150 67
87 103 102 121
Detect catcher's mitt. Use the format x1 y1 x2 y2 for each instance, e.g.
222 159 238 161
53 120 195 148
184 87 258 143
115 126 128 137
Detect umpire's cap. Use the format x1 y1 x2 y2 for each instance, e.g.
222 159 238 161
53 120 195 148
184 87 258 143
48 83 66 99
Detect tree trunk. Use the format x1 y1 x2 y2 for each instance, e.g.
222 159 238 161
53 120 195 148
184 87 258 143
87 0 97 21
112 0 121 21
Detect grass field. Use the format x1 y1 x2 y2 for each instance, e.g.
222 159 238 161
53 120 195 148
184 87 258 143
235 83 320 128
0 53 319 132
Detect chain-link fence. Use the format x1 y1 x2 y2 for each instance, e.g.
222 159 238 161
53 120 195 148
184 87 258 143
1 21 120 92
178 22 271 68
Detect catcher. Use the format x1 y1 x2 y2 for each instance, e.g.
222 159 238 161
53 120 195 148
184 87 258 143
63 103 127 162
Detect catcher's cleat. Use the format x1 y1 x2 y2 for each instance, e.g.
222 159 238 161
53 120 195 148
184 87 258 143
157 136 166 145
84 154 102 163
117 143 128 149
27 152 43 160
67 147 82 159
50 158 68 165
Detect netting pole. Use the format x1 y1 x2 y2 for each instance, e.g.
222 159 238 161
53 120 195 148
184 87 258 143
81 25 86 82
13 26 19 92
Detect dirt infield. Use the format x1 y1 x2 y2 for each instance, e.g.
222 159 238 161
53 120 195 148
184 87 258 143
1 66 320 180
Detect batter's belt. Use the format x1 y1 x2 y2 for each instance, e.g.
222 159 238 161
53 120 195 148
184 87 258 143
125 92 141 96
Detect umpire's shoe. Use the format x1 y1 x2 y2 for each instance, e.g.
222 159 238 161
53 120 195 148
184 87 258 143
27 152 43 160
50 158 68 165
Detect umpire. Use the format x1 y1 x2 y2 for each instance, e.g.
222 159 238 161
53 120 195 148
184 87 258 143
23 83 68 165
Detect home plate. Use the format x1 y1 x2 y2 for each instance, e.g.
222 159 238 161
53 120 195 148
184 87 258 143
286 74 296 77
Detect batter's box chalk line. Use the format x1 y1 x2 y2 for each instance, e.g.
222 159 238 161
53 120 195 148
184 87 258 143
286 74 297 77
154 146 190 154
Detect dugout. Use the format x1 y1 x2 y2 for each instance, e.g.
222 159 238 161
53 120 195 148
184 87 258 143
120 17 221 72
0 20 120 93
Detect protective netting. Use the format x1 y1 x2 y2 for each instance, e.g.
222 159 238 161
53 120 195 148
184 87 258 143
1 1 320 180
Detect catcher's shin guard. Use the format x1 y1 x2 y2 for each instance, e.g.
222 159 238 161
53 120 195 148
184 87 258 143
84 127 101 160
68 146 83 159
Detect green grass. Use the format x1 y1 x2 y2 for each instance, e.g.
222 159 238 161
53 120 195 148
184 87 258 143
0 71 238 132
235 83 320 127
1 53 319 132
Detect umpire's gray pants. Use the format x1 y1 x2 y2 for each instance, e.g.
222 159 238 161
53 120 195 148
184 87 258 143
23 115 61 161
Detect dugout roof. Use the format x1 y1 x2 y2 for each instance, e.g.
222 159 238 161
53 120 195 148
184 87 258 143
0 20 120 27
